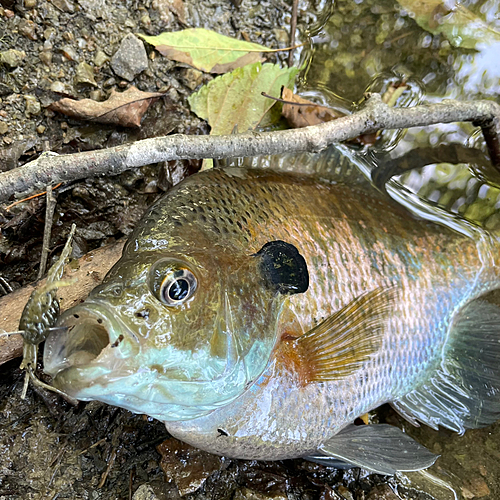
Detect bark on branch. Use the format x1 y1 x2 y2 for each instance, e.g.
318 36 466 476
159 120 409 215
1 93 499 203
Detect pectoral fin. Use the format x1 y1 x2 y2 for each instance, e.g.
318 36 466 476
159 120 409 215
304 424 438 475
297 287 397 381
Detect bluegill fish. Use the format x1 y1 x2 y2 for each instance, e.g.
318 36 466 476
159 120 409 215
43 166 500 474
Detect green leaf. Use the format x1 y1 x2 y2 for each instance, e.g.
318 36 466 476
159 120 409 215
396 0 500 49
188 62 299 137
139 28 274 73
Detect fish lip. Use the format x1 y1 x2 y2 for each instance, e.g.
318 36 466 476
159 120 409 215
43 301 138 379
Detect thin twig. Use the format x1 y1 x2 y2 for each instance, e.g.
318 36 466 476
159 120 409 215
98 447 117 488
372 145 491 192
0 94 499 203
79 438 107 455
4 182 62 210
129 468 135 500
37 185 57 280
288 0 299 67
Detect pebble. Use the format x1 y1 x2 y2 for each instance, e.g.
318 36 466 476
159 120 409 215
180 68 204 90
366 484 400 500
60 45 78 61
36 125 46 134
74 62 97 87
0 49 26 68
50 81 69 93
24 0 37 7
464 477 490 498
336 486 354 500
0 122 8 134
89 89 104 101
52 0 75 13
132 482 181 500
39 49 52 66
111 34 148 81
234 488 287 500
157 438 223 496
24 95 41 117
94 49 109 67
19 19 37 40
0 83 13 96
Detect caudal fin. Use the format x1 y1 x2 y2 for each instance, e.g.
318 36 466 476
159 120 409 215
393 290 500 433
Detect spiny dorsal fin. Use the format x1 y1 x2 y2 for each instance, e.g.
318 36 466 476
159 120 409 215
297 287 397 382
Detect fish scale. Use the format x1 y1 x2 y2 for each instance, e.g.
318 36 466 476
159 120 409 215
44 166 500 474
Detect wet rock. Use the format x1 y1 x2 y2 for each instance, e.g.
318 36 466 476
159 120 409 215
60 45 79 61
0 83 13 97
319 487 343 500
24 95 41 117
152 0 187 25
89 89 105 101
74 62 97 87
111 34 148 81
462 477 490 498
132 481 181 500
77 221 116 240
50 81 72 94
0 49 26 68
94 49 109 67
19 19 37 40
157 438 224 496
52 0 75 13
180 68 204 90
39 49 52 66
234 487 287 500
366 484 400 500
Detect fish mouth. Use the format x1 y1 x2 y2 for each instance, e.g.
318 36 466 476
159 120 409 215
43 302 139 395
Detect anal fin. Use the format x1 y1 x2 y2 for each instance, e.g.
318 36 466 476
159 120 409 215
304 424 437 475
393 291 500 434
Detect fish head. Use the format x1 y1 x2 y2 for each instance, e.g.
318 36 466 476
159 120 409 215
43 223 308 421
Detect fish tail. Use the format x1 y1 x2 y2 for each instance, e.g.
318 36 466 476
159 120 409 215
392 290 500 434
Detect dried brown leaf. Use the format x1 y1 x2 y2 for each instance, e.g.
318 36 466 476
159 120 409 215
281 87 344 128
49 86 164 128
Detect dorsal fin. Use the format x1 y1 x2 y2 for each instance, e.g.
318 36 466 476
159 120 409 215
297 287 397 382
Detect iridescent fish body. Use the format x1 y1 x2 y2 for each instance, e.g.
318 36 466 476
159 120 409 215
44 165 500 474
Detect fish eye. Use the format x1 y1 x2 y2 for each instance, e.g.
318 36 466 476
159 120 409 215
149 260 197 306
160 269 197 305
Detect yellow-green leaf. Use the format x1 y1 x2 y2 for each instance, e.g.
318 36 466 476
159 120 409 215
397 0 500 49
188 62 299 137
139 28 274 73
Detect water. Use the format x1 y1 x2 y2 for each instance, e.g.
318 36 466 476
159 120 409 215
296 1 500 498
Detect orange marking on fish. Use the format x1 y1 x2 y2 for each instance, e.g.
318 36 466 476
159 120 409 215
275 333 314 388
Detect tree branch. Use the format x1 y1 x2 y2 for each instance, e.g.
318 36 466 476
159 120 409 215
1 94 499 203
